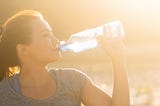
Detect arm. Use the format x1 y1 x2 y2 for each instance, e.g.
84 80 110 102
82 37 130 106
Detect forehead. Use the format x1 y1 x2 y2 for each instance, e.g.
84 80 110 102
30 18 52 32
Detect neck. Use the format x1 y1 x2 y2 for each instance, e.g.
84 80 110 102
19 63 52 87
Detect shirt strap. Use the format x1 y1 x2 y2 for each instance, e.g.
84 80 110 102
12 74 21 94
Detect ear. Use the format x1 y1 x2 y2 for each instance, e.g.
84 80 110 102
16 44 29 56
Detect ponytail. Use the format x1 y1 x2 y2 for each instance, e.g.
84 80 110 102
0 24 10 81
0 23 18 81
0 23 5 81
0 24 8 81
0 64 6 81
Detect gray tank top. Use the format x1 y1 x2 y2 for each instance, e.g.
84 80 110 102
0 68 88 106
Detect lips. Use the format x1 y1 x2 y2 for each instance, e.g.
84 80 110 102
51 43 59 50
56 44 59 50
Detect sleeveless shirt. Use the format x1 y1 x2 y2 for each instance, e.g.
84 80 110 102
0 68 88 106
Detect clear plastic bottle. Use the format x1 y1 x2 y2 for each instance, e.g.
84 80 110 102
59 20 125 53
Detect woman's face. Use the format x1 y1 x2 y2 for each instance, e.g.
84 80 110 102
26 18 61 64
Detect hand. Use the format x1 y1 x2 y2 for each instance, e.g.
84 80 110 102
97 36 125 60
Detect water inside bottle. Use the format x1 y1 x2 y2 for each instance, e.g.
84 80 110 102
60 39 98 53
60 20 125 53
67 39 98 52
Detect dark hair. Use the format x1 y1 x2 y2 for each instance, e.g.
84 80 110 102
0 10 43 81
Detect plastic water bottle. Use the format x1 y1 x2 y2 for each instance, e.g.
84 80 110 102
59 20 125 53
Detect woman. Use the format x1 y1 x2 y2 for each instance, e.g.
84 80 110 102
0 10 130 106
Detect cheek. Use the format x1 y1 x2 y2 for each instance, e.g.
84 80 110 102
35 39 51 50
28 41 48 57
28 38 60 61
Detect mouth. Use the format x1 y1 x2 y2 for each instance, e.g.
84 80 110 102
55 43 60 50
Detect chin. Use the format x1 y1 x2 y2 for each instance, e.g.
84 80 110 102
46 52 62 63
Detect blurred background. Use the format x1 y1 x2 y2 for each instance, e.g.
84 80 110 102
1 0 160 105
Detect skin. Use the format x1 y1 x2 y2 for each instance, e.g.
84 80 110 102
82 37 130 106
16 18 130 105
17 18 61 99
